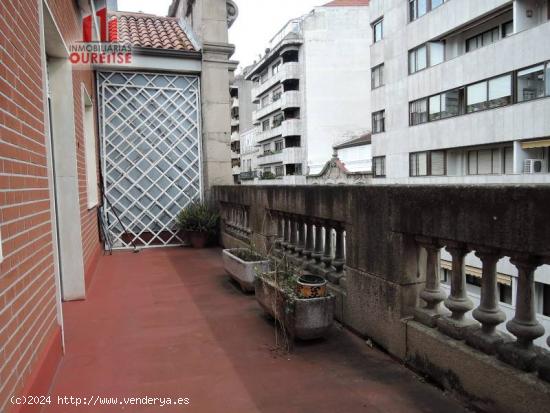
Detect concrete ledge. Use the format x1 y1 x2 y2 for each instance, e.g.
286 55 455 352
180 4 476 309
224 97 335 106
405 320 550 413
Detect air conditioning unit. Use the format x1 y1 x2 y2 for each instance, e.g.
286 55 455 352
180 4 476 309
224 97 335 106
523 159 544 174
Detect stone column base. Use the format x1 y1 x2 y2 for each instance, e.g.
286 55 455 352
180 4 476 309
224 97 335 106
414 307 450 328
497 342 543 372
437 316 478 340
465 328 511 355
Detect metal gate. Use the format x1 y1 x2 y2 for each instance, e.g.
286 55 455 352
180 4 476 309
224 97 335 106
97 71 201 249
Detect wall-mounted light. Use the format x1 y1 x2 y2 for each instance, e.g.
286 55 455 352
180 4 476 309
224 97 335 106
526 9 533 18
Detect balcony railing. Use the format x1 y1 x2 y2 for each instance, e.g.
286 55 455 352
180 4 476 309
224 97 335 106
239 170 258 180
213 185 550 413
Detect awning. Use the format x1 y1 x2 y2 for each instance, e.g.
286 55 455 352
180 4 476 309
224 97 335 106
521 139 550 149
440 260 512 286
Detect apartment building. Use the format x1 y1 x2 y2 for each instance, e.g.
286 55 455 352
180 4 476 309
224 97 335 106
367 0 550 346
369 0 550 184
243 0 371 184
230 72 255 183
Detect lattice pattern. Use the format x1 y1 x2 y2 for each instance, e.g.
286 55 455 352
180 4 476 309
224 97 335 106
97 72 201 249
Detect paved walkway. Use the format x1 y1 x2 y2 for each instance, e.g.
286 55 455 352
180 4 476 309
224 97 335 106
44 248 467 413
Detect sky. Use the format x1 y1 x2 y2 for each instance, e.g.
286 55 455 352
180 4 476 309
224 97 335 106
117 0 325 70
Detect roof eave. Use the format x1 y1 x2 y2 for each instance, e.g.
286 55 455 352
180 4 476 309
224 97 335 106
132 46 202 59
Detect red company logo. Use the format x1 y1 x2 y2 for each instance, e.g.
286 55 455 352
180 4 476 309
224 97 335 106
69 7 132 67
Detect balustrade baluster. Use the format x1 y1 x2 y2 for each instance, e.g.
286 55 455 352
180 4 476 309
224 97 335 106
414 238 448 327
283 215 291 251
312 222 324 266
296 218 305 258
437 243 477 339
497 256 545 371
322 222 334 272
465 249 507 355
289 217 298 253
303 220 315 262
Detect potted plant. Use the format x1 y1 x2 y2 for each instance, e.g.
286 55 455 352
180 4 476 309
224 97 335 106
255 258 334 341
176 200 219 248
222 248 270 293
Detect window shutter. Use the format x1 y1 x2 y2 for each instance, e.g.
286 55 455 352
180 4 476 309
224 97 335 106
478 149 492 174
431 151 445 175
504 147 514 174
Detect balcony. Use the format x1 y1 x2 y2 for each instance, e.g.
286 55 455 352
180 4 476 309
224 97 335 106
232 165 241 175
252 72 282 102
257 150 283 165
231 131 240 142
281 119 301 137
214 185 550 413
282 146 303 164
253 98 282 123
251 62 301 102
239 170 257 180
256 125 283 143
280 62 301 82
281 90 301 110
231 150 239 160
231 118 240 127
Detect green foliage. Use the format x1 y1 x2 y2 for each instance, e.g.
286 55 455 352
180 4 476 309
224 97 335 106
262 171 276 180
176 200 220 234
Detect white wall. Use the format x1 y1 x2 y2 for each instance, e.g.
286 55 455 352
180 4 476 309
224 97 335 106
369 0 550 181
303 6 372 174
338 144 372 172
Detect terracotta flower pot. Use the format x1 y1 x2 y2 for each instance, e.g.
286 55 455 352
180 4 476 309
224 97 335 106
189 231 208 248
296 274 327 299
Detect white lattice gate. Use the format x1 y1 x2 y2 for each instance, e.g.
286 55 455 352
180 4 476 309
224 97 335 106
97 71 202 249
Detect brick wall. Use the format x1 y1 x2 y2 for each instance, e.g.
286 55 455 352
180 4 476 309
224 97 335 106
0 0 101 410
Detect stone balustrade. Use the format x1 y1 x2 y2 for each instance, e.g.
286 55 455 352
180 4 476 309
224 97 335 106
220 201 250 241
270 211 346 284
213 185 550 413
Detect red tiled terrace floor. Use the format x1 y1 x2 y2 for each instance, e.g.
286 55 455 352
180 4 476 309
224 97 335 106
44 248 468 412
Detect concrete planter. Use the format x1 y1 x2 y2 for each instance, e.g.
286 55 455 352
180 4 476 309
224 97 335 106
255 276 335 340
222 249 270 293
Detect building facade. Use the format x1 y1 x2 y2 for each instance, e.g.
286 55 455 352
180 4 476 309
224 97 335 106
243 0 372 185
369 0 550 184
230 71 255 183
366 0 550 346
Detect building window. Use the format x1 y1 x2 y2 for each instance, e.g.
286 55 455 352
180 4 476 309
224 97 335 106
428 88 464 120
275 140 284 152
409 98 428 125
260 70 268 84
371 64 384 89
410 151 446 177
261 95 270 108
466 74 511 113
466 27 499 52
272 88 282 102
409 0 445 22
409 45 427 73
372 110 385 133
273 113 284 127
373 18 383 43
373 156 386 177
83 91 99 209
546 62 550 96
468 148 503 175
275 165 284 177
272 61 281 75
263 143 272 155
262 119 270 131
502 21 514 38
409 42 444 74
517 64 545 102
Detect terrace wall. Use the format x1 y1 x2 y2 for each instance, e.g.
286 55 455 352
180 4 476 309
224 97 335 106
214 185 550 413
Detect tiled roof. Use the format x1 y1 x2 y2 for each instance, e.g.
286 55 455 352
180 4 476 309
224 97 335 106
112 12 196 51
323 0 370 6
